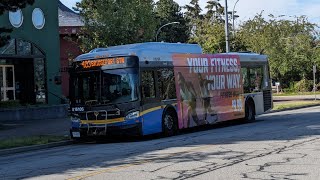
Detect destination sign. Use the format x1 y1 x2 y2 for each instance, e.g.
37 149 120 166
81 57 125 69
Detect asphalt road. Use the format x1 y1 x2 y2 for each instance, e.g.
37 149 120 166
0 106 320 180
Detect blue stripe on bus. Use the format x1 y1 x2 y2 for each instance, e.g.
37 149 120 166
142 108 163 135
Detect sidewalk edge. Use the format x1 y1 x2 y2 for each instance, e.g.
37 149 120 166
266 104 320 114
0 140 73 156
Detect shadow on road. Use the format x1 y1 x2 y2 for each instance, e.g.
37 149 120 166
1 107 320 179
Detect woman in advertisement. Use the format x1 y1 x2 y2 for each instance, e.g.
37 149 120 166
198 73 218 124
177 72 206 127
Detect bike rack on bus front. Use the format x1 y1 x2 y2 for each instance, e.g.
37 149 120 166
84 110 108 135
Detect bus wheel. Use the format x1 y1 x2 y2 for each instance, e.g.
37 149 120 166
162 110 177 136
245 101 255 122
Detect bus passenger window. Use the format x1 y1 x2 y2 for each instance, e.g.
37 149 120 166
249 67 263 92
241 68 250 93
157 68 176 100
141 71 155 99
242 67 264 93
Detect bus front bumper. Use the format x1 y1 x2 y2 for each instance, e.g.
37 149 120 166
70 118 142 138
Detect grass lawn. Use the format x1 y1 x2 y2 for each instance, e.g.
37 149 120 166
0 135 69 150
273 101 320 110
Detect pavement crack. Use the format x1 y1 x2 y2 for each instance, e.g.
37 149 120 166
145 163 175 173
169 138 319 180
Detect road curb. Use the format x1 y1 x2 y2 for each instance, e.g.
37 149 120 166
0 140 73 157
1 104 319 156
266 104 320 114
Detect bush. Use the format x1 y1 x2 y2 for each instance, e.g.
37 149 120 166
317 82 320 91
294 78 313 92
283 82 295 93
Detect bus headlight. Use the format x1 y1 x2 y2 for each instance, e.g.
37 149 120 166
125 111 140 119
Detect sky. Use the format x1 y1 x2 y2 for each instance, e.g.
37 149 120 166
60 0 320 25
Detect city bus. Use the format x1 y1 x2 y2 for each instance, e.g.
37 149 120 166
69 42 272 139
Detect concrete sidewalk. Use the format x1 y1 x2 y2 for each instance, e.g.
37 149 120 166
0 117 70 140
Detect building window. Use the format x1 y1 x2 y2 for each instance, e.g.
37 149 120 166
17 39 31 55
32 8 45 29
34 58 46 103
9 9 23 28
0 39 15 55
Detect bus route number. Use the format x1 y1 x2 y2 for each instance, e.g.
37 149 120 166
232 98 243 112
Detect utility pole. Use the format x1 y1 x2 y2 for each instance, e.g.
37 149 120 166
313 65 317 100
224 0 230 53
232 0 240 35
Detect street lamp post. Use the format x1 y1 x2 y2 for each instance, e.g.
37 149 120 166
155 22 180 42
224 0 230 53
232 0 240 34
313 45 319 100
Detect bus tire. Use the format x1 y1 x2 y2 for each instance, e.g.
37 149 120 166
244 100 255 122
162 109 178 136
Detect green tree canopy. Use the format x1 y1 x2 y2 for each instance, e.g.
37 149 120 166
205 0 223 20
154 0 189 43
184 0 202 21
75 0 157 52
0 0 34 14
237 14 319 87
187 0 229 53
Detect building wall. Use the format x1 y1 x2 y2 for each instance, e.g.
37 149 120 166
0 0 61 105
59 30 83 98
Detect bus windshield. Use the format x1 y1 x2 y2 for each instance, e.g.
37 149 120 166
102 68 138 104
73 68 138 105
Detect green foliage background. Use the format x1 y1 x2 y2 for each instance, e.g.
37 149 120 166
75 0 157 51
74 0 320 89
2 0 317 89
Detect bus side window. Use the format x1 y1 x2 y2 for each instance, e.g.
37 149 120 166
157 68 176 100
241 67 250 93
141 71 156 99
249 67 263 92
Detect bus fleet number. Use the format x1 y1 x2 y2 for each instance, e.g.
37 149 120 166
232 99 243 112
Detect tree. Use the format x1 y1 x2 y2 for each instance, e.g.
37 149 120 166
0 0 34 47
154 0 189 42
187 0 229 53
184 0 202 20
0 0 34 14
75 0 157 52
184 0 203 42
237 13 318 87
205 0 223 20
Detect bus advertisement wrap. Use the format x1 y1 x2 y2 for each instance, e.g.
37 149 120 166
173 54 245 129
